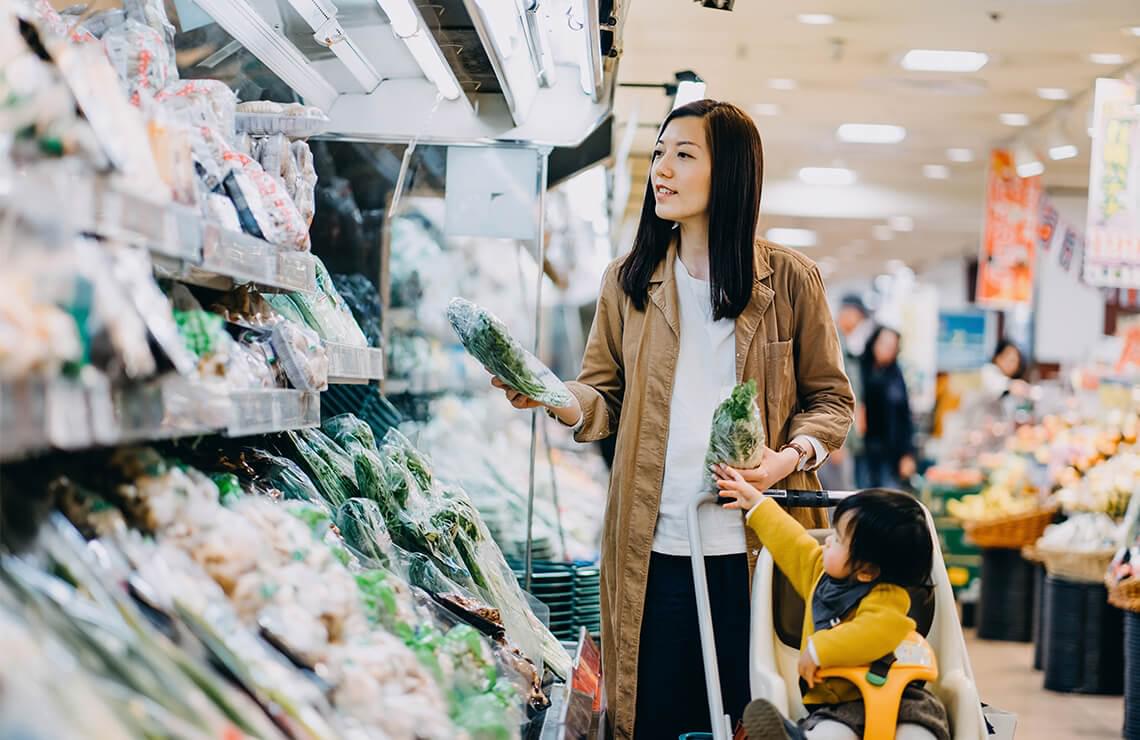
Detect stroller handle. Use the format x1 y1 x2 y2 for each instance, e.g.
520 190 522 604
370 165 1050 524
687 488 855 740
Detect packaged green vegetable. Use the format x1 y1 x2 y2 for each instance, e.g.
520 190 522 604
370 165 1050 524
703 379 766 490
447 297 572 409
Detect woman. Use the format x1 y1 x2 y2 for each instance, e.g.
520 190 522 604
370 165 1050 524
860 326 916 489
492 100 854 739
981 338 1030 401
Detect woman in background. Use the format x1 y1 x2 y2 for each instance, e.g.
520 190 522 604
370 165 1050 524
861 326 916 489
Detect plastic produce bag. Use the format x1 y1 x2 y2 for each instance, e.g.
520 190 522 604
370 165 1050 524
287 257 369 346
332 273 384 348
284 429 360 508
703 379 766 490
447 297 572 408
269 320 328 391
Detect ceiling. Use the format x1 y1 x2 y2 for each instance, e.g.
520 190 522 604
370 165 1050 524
613 0 1140 278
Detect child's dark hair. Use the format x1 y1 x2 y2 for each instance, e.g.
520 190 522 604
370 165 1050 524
834 489 933 588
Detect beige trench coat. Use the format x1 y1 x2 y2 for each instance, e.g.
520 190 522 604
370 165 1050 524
565 239 855 739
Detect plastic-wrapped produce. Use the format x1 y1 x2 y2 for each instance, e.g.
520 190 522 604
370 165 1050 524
703 379 766 490
448 297 572 408
269 320 329 391
331 273 384 348
101 19 173 105
292 139 317 225
287 257 369 346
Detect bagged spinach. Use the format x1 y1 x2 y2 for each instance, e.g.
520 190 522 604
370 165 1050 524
703 379 766 490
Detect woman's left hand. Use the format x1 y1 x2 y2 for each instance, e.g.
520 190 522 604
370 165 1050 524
714 446 799 491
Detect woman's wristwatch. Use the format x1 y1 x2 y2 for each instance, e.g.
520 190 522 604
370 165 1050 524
779 440 811 471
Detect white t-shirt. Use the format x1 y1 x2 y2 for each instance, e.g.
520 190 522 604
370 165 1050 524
651 257 749 556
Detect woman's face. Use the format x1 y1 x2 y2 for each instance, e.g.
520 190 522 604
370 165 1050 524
651 116 712 224
994 345 1021 378
873 330 900 367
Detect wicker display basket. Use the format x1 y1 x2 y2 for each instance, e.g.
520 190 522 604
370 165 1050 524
1037 546 1117 584
1108 576 1140 614
963 505 1059 549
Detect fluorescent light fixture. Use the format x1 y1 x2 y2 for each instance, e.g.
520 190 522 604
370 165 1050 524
797 13 835 25
766 227 818 247
889 216 915 232
1037 87 1069 101
1127 26 1140 37
752 103 781 116
1090 52 1126 65
672 80 707 109
377 0 419 35
192 0 338 111
1014 143 1043 178
769 78 798 91
1049 144 1079 160
837 123 907 144
901 49 989 73
947 147 975 162
872 224 894 241
376 0 463 100
286 0 381 92
798 166 856 186
1000 112 1030 126
923 164 950 180
402 28 463 100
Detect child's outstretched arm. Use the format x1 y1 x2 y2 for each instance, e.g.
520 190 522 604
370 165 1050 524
717 466 823 599
810 585 915 668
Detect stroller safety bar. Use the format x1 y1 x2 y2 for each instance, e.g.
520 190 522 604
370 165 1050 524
687 489 854 740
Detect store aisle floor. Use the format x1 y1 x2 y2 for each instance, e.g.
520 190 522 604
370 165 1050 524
965 630 1123 738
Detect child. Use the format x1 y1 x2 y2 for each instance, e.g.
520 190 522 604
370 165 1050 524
714 464 950 740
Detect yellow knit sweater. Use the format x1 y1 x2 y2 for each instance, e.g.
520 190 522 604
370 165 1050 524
746 497 915 706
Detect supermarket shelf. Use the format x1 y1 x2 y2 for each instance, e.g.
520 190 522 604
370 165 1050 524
170 225 316 294
227 389 320 437
0 378 319 462
325 343 385 385
4 169 317 294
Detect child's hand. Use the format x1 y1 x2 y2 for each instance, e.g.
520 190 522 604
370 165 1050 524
797 649 821 689
713 465 765 510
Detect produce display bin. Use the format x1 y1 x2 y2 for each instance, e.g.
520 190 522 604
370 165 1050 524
977 547 1036 642
1042 576 1123 695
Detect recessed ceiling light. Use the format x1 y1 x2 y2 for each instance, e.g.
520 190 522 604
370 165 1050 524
889 216 915 232
872 224 895 241
797 13 835 25
1000 113 1030 126
836 123 907 144
769 78 798 91
923 164 950 180
752 103 782 117
766 227 818 248
901 49 989 73
798 166 857 186
947 147 975 163
1017 161 1045 178
1090 52 1126 65
1049 144 1079 160
1037 87 1069 101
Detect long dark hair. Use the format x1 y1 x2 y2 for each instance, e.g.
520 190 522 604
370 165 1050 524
618 99 764 321
992 338 1027 380
861 326 901 377
834 489 933 588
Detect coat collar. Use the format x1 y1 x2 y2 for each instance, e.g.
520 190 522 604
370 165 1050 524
647 238 776 369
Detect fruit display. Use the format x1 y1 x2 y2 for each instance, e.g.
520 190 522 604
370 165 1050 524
947 456 1041 523
1055 447 1140 518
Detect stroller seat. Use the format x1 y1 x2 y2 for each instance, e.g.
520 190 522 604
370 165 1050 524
749 510 991 739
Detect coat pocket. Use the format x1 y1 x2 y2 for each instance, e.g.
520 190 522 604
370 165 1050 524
765 340 796 439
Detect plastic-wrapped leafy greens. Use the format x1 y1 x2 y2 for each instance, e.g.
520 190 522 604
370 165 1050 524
284 429 359 508
447 297 572 409
703 379 766 490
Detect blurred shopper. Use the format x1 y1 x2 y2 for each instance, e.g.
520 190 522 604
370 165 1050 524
819 295 874 490
982 338 1031 401
861 326 917 489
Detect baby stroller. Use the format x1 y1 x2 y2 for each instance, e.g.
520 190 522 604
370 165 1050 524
683 489 1001 740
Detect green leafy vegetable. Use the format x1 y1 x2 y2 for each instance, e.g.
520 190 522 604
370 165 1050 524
703 379 766 490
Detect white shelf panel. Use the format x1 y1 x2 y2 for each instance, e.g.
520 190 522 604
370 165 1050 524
325 342 385 384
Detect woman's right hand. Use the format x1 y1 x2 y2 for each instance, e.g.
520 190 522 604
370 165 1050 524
490 376 583 426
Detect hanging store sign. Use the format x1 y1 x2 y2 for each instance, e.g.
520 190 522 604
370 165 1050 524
1084 78 1140 288
976 149 1041 307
